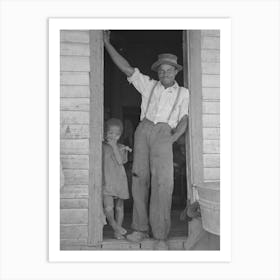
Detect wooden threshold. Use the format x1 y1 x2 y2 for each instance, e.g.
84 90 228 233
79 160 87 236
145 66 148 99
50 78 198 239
60 236 188 250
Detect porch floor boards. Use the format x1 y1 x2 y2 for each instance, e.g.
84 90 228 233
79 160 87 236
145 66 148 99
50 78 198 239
61 210 189 250
101 236 188 250
103 209 187 238
60 236 188 250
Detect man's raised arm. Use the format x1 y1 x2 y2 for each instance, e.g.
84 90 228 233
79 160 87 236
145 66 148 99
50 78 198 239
103 30 134 77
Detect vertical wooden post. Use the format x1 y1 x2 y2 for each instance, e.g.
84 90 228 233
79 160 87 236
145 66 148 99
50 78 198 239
183 30 193 203
88 30 104 246
188 30 204 197
184 30 205 246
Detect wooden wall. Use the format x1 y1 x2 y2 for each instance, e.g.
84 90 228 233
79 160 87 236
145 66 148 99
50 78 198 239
58 30 220 248
60 30 90 248
201 30 220 182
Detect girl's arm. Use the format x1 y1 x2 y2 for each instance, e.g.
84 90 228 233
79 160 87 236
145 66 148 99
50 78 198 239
120 145 133 164
110 143 124 165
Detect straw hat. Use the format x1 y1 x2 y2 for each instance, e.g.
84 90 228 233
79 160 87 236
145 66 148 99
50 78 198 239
151 53 183 72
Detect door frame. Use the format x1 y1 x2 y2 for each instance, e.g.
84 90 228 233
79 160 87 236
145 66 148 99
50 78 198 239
184 30 204 203
88 30 104 246
88 30 204 245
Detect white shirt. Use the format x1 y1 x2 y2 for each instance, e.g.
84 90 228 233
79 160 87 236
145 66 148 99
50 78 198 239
127 68 189 128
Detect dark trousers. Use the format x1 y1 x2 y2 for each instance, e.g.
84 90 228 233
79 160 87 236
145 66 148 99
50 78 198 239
131 118 174 240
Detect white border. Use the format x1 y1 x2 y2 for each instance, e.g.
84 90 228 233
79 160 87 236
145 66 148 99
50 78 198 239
49 18 231 262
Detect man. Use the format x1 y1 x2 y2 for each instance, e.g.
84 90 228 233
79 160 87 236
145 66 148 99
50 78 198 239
104 31 189 249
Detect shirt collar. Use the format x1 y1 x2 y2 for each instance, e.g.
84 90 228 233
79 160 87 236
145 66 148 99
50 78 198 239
159 81 179 91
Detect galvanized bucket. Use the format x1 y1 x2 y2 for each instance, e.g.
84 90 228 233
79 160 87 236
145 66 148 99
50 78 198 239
197 182 220 235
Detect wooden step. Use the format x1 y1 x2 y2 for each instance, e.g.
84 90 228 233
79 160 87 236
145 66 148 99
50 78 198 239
61 236 188 250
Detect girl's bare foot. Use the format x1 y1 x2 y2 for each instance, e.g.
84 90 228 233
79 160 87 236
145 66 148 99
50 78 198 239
116 224 127 235
114 232 125 240
112 223 127 235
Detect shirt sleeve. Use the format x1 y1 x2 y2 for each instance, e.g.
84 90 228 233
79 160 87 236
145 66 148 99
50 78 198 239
178 88 190 121
127 68 156 97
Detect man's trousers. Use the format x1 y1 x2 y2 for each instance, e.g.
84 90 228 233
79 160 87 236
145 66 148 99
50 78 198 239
131 118 174 240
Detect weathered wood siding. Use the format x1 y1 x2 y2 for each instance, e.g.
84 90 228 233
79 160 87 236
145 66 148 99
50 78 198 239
60 30 90 246
201 30 220 182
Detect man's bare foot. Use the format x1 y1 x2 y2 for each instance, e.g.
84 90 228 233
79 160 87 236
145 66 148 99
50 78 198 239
126 231 149 242
154 240 168 250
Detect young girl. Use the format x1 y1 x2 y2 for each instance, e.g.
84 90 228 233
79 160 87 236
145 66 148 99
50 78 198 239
102 118 132 240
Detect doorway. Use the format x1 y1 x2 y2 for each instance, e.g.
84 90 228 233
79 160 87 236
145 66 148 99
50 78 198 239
103 30 189 239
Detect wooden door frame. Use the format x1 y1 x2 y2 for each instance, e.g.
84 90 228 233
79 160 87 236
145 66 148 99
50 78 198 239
87 30 204 245
88 30 104 246
183 30 205 247
183 30 204 203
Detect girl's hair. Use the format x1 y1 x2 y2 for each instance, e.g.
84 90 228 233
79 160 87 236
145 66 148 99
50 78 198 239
105 118 123 134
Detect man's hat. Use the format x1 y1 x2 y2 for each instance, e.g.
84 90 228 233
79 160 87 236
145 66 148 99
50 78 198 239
151 53 183 72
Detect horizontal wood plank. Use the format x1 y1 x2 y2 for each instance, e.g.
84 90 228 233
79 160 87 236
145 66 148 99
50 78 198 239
60 98 90 111
204 168 220 181
202 87 220 100
60 85 90 98
140 239 156 250
61 155 89 169
60 209 88 224
60 124 89 139
63 169 89 185
60 244 102 250
202 74 220 88
60 139 89 155
201 36 220 50
203 114 220 128
203 128 220 139
201 50 220 63
203 140 220 154
201 181 220 189
203 101 220 114
167 238 186 250
203 154 220 167
61 42 90 56
61 111 89 124
60 56 90 72
202 63 220 75
60 72 89 85
201 30 220 37
60 224 88 239
60 30 89 43
60 185 88 198
60 198 88 209
60 239 88 247
101 240 140 250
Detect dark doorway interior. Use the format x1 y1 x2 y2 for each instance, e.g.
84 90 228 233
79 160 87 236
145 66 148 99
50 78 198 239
103 30 188 239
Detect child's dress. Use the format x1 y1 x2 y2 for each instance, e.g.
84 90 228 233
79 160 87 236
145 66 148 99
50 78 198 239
102 142 129 199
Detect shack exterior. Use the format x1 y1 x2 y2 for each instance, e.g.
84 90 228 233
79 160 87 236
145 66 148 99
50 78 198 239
60 30 220 249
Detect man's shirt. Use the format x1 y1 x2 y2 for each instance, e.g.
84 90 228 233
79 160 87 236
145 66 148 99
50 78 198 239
127 68 189 128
